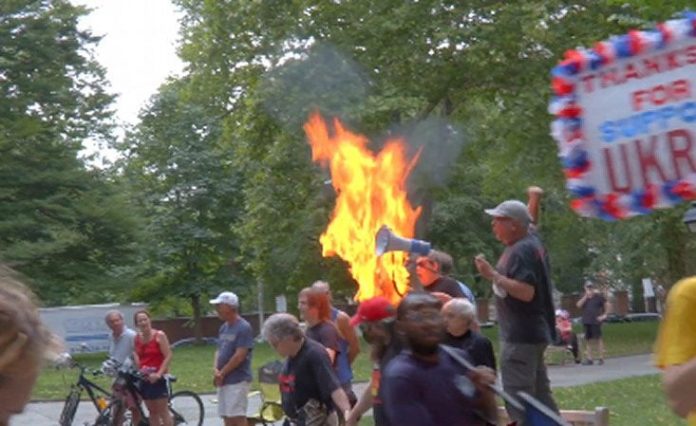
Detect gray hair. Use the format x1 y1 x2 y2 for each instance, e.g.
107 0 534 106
104 309 124 322
262 313 304 343
311 280 330 294
443 298 476 322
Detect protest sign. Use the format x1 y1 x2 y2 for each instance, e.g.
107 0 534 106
550 12 696 219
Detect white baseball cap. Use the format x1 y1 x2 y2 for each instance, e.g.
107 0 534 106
209 291 239 307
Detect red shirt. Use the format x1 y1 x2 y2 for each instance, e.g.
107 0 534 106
556 318 572 341
135 331 165 371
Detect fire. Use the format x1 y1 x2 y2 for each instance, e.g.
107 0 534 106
304 112 422 304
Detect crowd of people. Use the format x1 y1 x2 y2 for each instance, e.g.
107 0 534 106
4 185 696 426
260 189 562 426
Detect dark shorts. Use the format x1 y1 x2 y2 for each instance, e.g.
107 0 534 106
139 378 169 400
583 323 602 339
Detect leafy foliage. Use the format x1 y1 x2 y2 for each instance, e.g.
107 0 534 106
166 0 696 307
0 0 138 304
118 77 248 334
6 0 693 310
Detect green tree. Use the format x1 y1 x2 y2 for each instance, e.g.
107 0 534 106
0 0 139 305
119 78 245 339
173 0 696 304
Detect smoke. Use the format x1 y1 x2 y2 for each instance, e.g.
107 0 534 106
260 43 372 131
385 117 468 194
260 42 468 196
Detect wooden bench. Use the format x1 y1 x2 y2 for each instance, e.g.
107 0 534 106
497 406 610 425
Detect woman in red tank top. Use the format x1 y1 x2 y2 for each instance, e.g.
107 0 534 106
133 310 173 426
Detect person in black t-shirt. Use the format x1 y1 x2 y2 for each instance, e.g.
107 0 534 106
414 250 466 302
474 196 559 424
442 298 496 371
577 280 610 365
262 313 351 426
299 287 341 365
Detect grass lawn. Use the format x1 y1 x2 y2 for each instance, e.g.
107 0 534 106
33 320 660 401
356 374 684 426
477 320 660 359
553 374 686 425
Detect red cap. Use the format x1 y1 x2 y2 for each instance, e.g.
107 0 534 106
349 296 396 327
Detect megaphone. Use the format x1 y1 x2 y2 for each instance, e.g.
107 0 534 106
375 225 431 256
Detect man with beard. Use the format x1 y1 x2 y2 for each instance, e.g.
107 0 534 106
345 296 402 426
381 293 497 425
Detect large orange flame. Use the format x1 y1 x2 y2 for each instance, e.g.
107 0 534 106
304 112 421 304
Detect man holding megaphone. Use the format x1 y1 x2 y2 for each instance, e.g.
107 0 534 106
374 225 466 302
414 251 467 303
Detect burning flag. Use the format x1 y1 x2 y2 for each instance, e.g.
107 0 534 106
304 113 421 304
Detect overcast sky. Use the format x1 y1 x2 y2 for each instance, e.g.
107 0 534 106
72 0 184 125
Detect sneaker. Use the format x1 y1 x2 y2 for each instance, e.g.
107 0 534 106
598 359 604 365
582 359 594 365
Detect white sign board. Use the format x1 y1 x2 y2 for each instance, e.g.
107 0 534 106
275 295 287 313
40 303 146 353
550 15 696 219
642 277 655 298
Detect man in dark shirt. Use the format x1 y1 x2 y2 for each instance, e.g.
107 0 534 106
474 198 559 424
345 296 402 426
414 250 466 302
577 280 610 365
381 293 497 426
262 313 351 426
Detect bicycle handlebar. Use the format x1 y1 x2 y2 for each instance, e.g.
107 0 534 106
55 353 105 377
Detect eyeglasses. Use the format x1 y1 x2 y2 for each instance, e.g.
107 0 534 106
415 260 432 268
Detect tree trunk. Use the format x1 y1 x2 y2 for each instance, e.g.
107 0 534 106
191 293 203 344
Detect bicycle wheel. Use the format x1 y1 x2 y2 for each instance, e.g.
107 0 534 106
169 390 204 426
59 389 80 426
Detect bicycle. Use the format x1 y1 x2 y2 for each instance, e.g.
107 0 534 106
59 355 112 426
94 364 204 426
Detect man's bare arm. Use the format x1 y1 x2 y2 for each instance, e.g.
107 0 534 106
336 311 360 363
663 359 696 418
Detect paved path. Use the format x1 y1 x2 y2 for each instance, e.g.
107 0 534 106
13 354 657 425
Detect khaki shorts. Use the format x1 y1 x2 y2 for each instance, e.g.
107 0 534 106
217 381 251 418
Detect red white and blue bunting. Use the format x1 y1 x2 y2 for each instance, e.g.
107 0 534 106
549 11 696 220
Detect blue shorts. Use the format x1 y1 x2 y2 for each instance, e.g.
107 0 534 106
139 378 169 400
